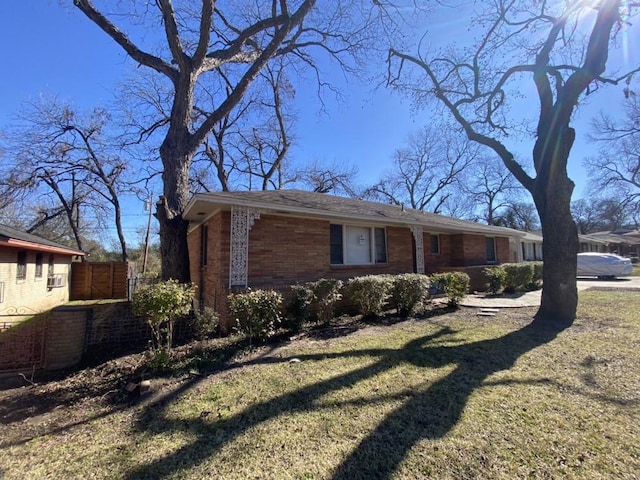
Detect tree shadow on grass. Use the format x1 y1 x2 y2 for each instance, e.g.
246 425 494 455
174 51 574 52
122 317 572 480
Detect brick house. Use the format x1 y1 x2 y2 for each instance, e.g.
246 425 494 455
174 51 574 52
183 190 523 330
0 224 85 323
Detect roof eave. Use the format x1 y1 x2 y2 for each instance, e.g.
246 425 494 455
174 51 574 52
184 193 523 238
0 239 86 256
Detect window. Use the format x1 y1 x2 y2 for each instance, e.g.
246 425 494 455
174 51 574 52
330 224 387 265
486 237 496 263
330 224 344 264
48 254 55 277
430 234 440 254
374 227 387 263
35 253 44 278
17 251 27 280
200 225 208 267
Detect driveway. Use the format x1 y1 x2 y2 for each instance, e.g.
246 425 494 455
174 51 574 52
461 276 640 308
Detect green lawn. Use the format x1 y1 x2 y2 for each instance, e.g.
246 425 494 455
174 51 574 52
1 291 639 479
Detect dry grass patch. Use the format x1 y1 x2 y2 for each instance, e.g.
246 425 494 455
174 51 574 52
1 293 639 479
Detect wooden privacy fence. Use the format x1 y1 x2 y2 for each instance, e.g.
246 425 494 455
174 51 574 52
71 262 128 300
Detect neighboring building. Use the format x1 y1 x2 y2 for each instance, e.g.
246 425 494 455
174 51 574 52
578 234 608 253
587 230 640 258
183 190 524 329
518 232 544 262
516 231 608 262
0 224 85 323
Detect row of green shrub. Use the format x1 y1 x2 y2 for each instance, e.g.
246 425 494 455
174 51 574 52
129 272 473 355
484 262 543 294
228 272 471 342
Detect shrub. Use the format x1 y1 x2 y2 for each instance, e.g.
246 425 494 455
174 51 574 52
310 278 343 324
529 262 544 290
193 306 220 340
484 267 506 295
347 275 392 317
502 263 534 292
144 348 172 372
131 279 196 352
228 289 283 343
390 273 431 315
284 283 315 331
430 272 470 307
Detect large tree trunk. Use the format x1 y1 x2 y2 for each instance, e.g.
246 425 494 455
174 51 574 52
157 127 193 282
156 204 191 282
532 133 579 325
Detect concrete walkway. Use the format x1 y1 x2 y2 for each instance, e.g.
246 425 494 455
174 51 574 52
461 276 640 308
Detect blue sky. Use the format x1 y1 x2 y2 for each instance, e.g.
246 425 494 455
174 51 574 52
1 1 638 246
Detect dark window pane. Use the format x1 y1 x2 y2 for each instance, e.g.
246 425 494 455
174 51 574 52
375 228 387 263
430 234 440 254
330 224 343 264
17 251 27 280
486 237 496 262
35 253 43 278
201 225 208 267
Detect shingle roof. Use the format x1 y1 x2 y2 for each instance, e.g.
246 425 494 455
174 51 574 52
0 223 85 255
588 231 640 246
185 189 525 237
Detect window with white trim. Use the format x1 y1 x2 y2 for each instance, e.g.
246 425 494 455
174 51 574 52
330 224 387 265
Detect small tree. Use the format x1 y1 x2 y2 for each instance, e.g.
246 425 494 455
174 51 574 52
131 279 195 353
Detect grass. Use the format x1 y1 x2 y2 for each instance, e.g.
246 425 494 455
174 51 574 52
1 292 639 479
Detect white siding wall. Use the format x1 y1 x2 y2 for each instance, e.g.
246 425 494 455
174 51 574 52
0 248 71 321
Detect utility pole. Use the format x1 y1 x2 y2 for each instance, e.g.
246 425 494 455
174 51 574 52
142 192 153 276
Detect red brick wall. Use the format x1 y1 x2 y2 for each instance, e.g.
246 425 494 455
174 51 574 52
191 212 517 331
424 233 453 271
495 236 511 263
247 216 415 286
426 233 511 272
188 212 231 330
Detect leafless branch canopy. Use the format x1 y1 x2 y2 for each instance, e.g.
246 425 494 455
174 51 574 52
387 0 640 194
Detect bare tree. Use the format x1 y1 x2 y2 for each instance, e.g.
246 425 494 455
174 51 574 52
572 196 634 233
387 1 640 323
73 0 376 281
364 124 479 213
2 98 132 260
462 159 525 225
585 80 640 216
494 202 540 232
294 158 360 196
